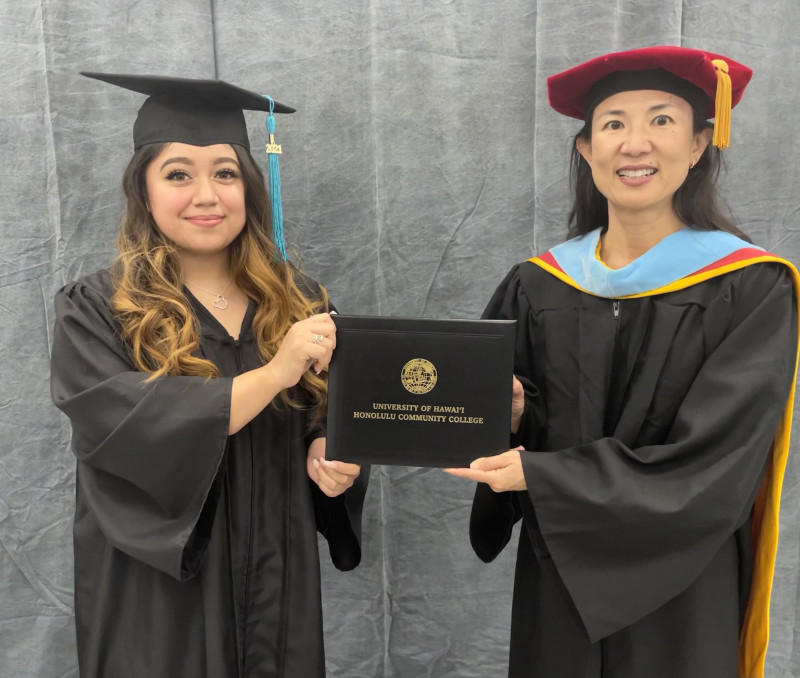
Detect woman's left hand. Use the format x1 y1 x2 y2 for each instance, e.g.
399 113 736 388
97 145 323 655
443 447 527 492
307 437 361 497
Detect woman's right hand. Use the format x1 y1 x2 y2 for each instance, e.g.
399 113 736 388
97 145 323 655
269 313 337 389
511 375 525 434
228 313 336 435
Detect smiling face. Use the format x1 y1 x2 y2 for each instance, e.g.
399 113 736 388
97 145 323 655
145 142 247 257
576 89 712 226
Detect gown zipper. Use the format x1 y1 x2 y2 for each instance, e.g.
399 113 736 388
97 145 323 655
233 336 255 676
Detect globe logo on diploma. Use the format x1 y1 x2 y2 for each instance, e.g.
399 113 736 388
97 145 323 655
400 358 438 394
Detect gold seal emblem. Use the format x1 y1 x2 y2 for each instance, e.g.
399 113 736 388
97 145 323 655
401 358 438 394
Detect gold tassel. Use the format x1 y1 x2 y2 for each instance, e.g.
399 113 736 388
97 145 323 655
712 59 732 149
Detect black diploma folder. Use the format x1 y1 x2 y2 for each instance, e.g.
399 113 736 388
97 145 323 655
326 315 516 468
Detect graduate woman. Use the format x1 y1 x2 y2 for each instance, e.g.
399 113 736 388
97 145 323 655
445 47 800 678
50 74 366 678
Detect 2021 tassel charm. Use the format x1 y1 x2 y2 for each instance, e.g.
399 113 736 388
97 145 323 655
264 95 287 261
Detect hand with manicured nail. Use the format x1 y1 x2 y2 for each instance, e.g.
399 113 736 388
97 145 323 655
270 312 337 389
306 437 361 497
443 446 527 492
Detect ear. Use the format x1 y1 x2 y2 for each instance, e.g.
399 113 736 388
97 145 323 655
576 135 592 164
692 127 713 161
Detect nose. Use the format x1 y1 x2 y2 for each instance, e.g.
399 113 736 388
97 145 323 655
193 176 219 205
620 122 652 156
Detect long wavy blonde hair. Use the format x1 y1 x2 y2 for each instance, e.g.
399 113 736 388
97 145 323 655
111 142 329 417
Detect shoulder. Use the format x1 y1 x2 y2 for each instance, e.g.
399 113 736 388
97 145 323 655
661 259 797 346
735 257 795 285
54 268 118 323
676 230 795 299
690 251 797 303
510 257 584 301
57 268 115 303
728 258 796 312
484 259 569 319
290 265 321 296
288 264 328 308
494 259 552 286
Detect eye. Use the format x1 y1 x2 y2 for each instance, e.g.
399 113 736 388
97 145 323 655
602 120 623 131
165 169 190 181
215 167 240 180
653 114 673 126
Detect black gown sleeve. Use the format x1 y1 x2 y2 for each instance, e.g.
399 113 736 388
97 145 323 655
295 280 369 572
520 263 797 641
310 466 370 572
304 416 369 572
50 278 232 580
469 265 544 562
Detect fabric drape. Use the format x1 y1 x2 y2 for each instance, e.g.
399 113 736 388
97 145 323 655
3 1 800 676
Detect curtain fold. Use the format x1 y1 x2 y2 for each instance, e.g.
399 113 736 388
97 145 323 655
2 0 799 675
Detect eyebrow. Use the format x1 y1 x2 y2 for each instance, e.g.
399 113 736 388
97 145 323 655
596 102 678 118
159 156 240 170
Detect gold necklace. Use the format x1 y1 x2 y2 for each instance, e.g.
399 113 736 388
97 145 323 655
185 279 232 310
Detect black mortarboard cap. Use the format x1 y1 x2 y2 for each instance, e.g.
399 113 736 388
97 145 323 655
81 72 295 151
83 72 296 260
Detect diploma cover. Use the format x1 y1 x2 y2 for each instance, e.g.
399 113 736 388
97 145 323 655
326 315 516 467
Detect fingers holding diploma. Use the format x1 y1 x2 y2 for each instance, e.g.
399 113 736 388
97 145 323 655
443 447 526 492
313 458 361 497
307 437 361 497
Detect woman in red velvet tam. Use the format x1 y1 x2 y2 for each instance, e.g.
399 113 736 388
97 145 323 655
446 46 799 678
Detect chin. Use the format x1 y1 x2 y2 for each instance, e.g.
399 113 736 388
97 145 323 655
176 242 235 256
611 194 672 213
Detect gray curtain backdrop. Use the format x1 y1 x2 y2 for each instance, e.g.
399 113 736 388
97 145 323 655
2 1 799 676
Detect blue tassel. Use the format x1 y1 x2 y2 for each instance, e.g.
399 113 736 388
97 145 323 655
263 96 287 262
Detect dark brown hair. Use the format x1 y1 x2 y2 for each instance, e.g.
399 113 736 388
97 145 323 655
111 142 329 417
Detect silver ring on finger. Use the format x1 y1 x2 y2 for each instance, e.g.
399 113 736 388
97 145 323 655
311 333 324 345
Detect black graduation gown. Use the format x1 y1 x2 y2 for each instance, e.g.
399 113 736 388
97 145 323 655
470 260 797 678
50 269 367 678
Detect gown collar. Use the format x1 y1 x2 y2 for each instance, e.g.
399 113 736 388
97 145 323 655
184 287 256 343
547 227 761 298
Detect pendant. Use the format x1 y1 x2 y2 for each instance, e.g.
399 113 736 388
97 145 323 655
213 294 229 310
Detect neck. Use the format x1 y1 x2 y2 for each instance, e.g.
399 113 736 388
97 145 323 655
178 250 233 288
601 205 685 269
